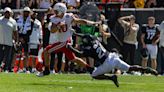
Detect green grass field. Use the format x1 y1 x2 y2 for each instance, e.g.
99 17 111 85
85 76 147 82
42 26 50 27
0 73 164 92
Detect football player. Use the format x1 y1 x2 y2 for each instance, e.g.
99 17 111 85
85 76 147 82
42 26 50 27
36 3 100 76
141 16 160 70
67 32 158 87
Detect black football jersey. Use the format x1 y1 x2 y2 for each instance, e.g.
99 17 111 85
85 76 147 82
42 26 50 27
81 37 109 64
141 24 159 44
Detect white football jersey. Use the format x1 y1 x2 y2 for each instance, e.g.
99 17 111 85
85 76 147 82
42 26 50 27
29 19 42 45
49 32 59 44
50 13 74 42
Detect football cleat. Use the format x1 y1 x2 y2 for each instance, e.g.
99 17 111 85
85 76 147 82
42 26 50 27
43 69 50 75
111 75 119 87
36 67 50 77
36 72 44 77
145 67 158 76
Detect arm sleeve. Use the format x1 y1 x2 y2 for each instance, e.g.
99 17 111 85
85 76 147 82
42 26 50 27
13 20 18 31
39 22 43 40
67 44 84 56
141 25 146 34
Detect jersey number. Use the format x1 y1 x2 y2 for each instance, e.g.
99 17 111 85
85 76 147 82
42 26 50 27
93 41 106 59
96 47 105 58
59 24 67 32
147 32 155 40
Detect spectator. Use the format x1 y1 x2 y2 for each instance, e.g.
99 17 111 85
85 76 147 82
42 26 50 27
141 16 160 70
0 0 19 9
17 0 29 9
39 0 54 9
99 14 111 46
0 7 18 72
145 0 157 8
118 15 139 65
158 21 164 74
125 0 145 8
28 11 43 73
156 0 164 7
17 7 32 72
65 0 80 9
28 0 40 9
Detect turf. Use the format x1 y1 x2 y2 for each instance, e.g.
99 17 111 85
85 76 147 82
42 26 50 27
0 73 164 92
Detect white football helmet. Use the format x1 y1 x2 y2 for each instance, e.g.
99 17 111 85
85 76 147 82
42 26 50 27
53 3 67 16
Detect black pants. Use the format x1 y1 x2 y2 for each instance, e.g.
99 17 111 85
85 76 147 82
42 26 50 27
160 47 164 74
0 44 12 71
121 42 136 65
50 52 63 71
43 28 50 48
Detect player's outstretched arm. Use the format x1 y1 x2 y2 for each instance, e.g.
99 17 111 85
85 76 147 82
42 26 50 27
71 29 85 38
66 44 84 56
72 15 101 26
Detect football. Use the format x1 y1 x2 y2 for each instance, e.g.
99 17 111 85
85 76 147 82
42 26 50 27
50 28 59 33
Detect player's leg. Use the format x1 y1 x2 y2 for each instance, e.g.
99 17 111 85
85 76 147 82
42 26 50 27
41 42 69 76
60 53 66 73
37 43 58 76
57 52 63 73
64 47 94 74
91 57 119 87
141 44 150 68
142 58 148 68
50 52 56 74
43 48 50 73
129 65 158 76
31 47 39 73
114 57 158 75
151 58 157 70
93 74 119 87
150 45 158 70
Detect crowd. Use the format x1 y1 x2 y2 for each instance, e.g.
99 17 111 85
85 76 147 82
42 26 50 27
0 0 163 77
0 0 163 10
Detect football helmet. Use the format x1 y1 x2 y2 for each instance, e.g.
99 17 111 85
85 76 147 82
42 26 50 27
53 3 67 16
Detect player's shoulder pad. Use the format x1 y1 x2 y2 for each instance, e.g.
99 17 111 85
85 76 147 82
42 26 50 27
142 24 147 27
155 24 159 27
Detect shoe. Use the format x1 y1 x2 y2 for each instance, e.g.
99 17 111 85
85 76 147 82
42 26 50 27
26 71 31 74
43 69 50 75
145 67 158 76
5 70 9 73
17 69 24 73
111 75 119 87
50 70 56 74
87 67 95 74
36 70 50 77
36 72 44 77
